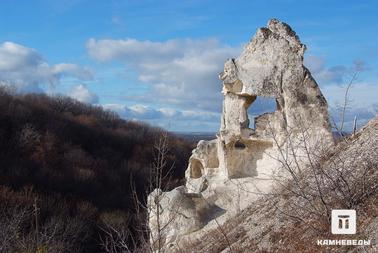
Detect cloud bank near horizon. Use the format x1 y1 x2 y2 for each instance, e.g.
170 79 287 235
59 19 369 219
0 38 376 132
88 37 377 131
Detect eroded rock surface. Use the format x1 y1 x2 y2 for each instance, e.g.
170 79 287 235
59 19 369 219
148 187 206 249
147 19 334 251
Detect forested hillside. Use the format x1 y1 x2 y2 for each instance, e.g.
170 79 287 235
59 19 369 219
0 87 193 252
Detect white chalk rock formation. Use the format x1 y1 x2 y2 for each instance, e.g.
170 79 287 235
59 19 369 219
148 187 206 249
148 19 334 251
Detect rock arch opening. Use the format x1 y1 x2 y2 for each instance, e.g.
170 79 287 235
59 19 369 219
246 96 277 129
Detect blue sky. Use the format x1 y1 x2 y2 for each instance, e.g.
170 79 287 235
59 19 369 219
0 0 377 132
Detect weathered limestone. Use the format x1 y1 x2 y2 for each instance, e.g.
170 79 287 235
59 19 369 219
148 187 206 248
147 19 334 251
215 18 333 180
185 139 218 193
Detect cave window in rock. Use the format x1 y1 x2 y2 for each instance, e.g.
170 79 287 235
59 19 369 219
234 140 246 150
190 159 204 179
247 97 277 129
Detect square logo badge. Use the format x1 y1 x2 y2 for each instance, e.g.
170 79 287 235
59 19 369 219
331 209 356 234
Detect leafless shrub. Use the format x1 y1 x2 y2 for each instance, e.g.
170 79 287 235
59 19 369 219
99 131 177 253
0 204 31 252
267 114 378 240
332 66 364 138
19 123 41 149
0 190 89 253
99 215 132 253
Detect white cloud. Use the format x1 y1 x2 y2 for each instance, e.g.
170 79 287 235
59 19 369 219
52 63 92 80
102 103 220 131
322 82 378 109
102 103 219 121
159 108 178 117
69 84 99 104
304 55 377 130
305 55 348 85
330 106 376 131
87 38 241 112
0 41 93 93
102 104 162 120
88 38 377 131
304 55 366 86
323 82 378 130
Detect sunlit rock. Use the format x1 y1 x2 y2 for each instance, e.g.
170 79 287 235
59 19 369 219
148 18 334 252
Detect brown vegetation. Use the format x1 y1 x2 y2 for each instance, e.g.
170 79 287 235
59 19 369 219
0 87 193 252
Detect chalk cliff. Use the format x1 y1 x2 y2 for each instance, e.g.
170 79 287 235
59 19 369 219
148 19 334 251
